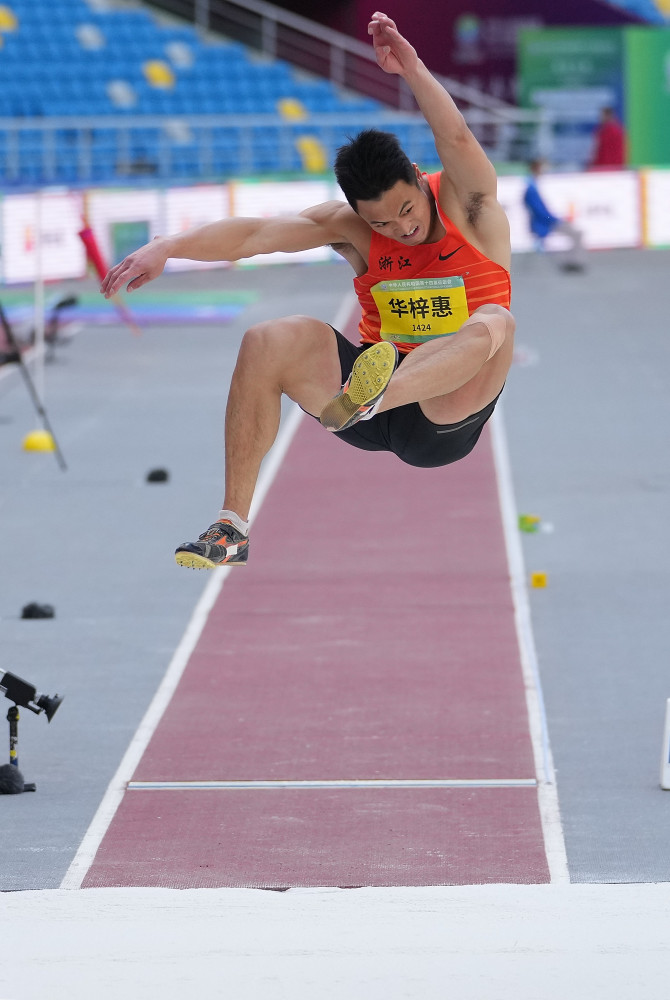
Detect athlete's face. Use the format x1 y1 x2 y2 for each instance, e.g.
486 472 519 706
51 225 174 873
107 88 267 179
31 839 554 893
355 173 435 246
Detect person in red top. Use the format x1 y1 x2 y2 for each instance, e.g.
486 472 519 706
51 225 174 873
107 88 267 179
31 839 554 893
589 107 626 169
101 11 515 570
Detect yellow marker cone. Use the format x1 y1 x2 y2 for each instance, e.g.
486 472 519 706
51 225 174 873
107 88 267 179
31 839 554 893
23 429 56 453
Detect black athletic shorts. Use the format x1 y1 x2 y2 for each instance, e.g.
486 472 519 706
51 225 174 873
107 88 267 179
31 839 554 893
316 327 501 469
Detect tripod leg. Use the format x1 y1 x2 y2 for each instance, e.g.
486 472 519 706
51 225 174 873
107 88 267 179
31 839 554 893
0 301 67 471
8 704 19 768
3 707 36 792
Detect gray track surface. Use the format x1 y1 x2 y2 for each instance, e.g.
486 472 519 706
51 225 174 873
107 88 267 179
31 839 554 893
505 247 670 882
1 249 669 888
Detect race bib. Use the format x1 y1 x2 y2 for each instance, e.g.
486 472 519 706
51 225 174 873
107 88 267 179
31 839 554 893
371 276 470 345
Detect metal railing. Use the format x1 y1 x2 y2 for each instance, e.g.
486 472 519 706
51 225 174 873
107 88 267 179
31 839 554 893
0 110 549 188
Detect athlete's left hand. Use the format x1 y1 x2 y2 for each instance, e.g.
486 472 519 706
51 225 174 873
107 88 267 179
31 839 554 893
368 11 418 77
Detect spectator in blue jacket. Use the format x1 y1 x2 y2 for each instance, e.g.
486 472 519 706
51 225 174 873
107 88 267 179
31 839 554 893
523 159 586 272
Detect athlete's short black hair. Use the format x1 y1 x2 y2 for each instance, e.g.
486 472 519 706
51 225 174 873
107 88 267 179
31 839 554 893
334 129 418 211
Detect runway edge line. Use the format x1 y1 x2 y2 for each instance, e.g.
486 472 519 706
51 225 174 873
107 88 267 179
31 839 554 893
490 403 570 885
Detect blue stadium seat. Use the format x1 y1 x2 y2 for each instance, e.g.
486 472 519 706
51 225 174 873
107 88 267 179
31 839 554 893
1 0 384 180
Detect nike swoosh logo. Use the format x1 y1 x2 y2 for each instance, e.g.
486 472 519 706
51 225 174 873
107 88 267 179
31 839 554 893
439 245 465 261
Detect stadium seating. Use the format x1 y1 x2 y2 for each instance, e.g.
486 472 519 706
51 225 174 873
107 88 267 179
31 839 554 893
0 0 415 185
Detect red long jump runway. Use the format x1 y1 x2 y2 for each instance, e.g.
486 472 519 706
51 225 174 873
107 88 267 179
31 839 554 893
83 334 549 889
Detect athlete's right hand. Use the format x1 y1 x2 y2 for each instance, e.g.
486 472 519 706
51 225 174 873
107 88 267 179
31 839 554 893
368 11 418 78
100 236 169 298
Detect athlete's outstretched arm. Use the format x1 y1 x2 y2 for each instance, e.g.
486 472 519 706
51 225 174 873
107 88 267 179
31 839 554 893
100 210 348 298
368 11 497 201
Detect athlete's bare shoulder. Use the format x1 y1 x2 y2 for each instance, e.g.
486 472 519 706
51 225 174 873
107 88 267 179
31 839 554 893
300 199 366 236
301 200 372 272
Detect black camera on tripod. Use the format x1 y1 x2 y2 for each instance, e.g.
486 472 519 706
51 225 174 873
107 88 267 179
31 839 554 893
1 671 62 722
0 670 63 793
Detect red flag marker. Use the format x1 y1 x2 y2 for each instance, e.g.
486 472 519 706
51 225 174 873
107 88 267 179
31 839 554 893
78 225 142 336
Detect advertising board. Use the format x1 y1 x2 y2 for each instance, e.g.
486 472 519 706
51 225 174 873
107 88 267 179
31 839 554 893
643 170 670 247
499 170 640 252
1 190 86 284
0 172 665 284
85 189 163 270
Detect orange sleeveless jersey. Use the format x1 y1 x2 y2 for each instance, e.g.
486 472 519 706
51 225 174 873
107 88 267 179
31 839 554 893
353 171 511 354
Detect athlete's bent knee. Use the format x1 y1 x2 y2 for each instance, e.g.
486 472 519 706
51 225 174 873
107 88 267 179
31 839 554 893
240 319 274 352
463 304 515 362
240 315 302 359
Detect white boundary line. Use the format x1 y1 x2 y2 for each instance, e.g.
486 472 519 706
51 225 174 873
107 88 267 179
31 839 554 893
60 294 357 890
127 778 538 790
490 404 570 884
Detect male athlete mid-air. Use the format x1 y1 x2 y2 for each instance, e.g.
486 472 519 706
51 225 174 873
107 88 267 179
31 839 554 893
101 11 515 570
